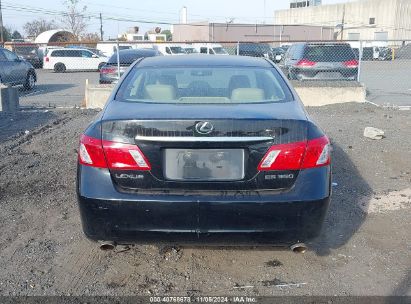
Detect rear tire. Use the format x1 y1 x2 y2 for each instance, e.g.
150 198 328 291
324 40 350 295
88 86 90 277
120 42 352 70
23 72 36 91
54 63 66 73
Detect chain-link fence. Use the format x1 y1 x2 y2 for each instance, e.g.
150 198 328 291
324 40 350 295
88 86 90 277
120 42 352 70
1 40 410 108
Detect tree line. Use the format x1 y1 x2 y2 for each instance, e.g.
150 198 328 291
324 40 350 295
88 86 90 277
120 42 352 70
3 0 100 43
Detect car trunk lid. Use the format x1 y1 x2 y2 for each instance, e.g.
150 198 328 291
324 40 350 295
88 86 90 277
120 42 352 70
101 102 309 191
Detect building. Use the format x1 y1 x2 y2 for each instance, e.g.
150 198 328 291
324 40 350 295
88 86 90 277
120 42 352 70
275 0 411 42
119 27 167 42
34 29 76 44
290 0 322 8
172 22 334 42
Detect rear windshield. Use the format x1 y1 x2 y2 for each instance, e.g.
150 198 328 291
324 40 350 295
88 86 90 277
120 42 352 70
116 67 293 104
108 51 157 64
14 47 38 55
304 45 356 62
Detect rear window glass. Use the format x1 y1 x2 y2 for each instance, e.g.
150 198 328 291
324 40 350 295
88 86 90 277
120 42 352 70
14 47 38 55
116 67 293 104
108 51 157 65
304 45 356 62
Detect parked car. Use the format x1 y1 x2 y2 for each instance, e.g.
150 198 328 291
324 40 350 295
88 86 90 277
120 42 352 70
193 43 229 55
65 45 106 57
0 47 36 90
360 47 377 61
182 46 198 54
4 43 42 68
96 43 133 57
14 46 42 68
154 44 186 56
396 43 411 59
376 47 392 61
280 45 290 52
77 55 331 250
43 48 108 73
99 48 160 84
238 43 275 61
271 47 286 63
282 43 358 81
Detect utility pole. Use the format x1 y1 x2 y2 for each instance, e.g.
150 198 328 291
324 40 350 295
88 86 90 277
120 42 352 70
263 0 266 24
340 4 346 40
99 13 104 41
0 0 4 44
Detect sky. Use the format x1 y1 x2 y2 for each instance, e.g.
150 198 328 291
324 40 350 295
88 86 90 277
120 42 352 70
2 0 353 39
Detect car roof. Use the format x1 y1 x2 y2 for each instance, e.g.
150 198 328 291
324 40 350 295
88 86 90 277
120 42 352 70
50 48 86 51
295 42 352 47
118 49 157 55
137 55 273 68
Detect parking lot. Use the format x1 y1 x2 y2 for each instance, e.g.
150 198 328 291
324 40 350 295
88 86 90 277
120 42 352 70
1 43 411 299
360 60 411 106
18 70 99 108
16 59 411 109
0 102 410 296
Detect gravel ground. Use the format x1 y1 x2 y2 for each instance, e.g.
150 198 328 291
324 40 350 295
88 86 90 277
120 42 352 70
0 103 410 297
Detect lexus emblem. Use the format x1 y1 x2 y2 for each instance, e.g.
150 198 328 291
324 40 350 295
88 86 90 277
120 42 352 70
195 121 214 135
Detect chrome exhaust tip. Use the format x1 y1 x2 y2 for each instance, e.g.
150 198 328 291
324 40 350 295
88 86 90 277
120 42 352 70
99 241 116 251
290 243 307 254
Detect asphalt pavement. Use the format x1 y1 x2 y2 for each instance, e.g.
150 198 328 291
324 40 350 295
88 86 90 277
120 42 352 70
19 70 99 108
360 59 411 106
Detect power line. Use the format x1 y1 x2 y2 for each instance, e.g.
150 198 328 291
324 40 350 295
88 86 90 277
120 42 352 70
2 2 411 34
81 0 275 22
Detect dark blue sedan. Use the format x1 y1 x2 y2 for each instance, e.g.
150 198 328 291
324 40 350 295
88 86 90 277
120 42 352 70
77 55 331 252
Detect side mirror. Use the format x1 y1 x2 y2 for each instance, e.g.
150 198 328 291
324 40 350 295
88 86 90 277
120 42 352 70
92 54 98 58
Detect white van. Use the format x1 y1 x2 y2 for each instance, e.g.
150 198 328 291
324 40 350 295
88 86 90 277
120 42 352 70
43 48 108 72
193 43 229 55
96 43 133 57
181 44 198 54
154 44 186 56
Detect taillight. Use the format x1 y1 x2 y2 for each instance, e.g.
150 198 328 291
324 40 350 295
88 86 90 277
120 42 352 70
102 140 151 170
343 59 358 67
258 142 306 171
258 136 330 171
300 136 331 169
78 135 107 168
100 67 116 74
296 59 316 67
45 57 49 62
78 135 151 170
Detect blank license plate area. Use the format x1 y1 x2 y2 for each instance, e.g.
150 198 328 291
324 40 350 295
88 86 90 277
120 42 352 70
164 149 244 181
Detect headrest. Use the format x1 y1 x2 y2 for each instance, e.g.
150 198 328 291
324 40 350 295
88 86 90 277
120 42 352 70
231 88 265 102
228 75 251 92
144 84 176 101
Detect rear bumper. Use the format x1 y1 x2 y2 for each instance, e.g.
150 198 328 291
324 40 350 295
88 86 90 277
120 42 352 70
78 196 329 245
99 75 118 84
291 67 358 80
77 165 331 245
